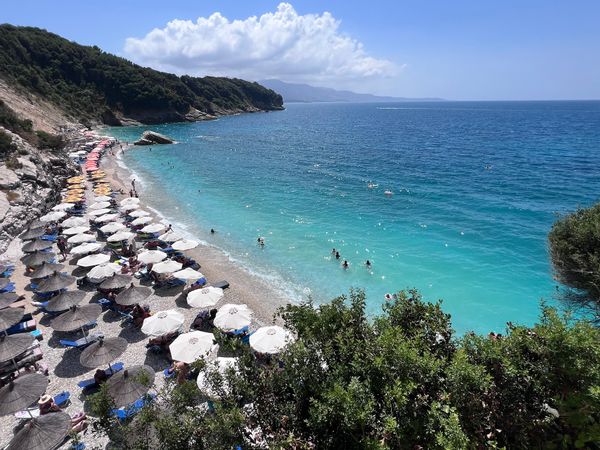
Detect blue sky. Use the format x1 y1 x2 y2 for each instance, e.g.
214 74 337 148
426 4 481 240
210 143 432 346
2 0 599 100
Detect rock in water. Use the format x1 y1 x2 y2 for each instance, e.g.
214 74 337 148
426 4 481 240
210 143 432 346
134 131 174 145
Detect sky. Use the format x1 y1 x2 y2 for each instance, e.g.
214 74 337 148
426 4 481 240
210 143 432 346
2 0 600 100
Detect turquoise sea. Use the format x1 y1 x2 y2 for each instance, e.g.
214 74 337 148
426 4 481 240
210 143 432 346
107 101 600 334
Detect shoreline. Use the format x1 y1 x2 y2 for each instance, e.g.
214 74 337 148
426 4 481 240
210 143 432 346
102 147 291 327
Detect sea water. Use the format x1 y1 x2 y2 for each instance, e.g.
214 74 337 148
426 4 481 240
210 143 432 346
107 101 600 334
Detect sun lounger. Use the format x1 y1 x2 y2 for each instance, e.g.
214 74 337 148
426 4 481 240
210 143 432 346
211 280 230 290
1 265 15 277
112 393 156 420
0 347 43 376
78 362 124 392
5 319 36 335
59 331 103 349
41 234 58 241
0 282 16 293
14 391 70 419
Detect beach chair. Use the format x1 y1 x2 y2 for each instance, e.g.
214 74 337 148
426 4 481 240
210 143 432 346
111 394 156 420
0 282 16 293
41 234 58 242
211 280 230 290
14 391 71 419
5 319 36 335
78 362 124 392
163 367 176 379
1 264 15 277
59 330 103 349
0 347 43 376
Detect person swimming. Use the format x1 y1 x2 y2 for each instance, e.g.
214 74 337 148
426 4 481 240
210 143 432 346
365 260 372 269
210 229 215 234
335 251 341 260
257 236 265 246
342 260 349 269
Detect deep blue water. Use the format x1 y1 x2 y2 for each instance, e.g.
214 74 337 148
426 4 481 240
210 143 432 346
107 101 600 334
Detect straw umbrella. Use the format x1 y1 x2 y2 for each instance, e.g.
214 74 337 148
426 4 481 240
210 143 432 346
61 217 87 228
21 251 54 268
137 250 167 265
29 262 64 280
67 233 96 244
80 336 127 372
20 228 45 241
0 293 20 310
0 373 48 416
62 226 90 235
115 285 153 306
169 331 215 364
100 222 126 234
249 326 295 354
0 333 35 363
35 272 76 293
99 274 133 291
51 304 102 336
106 365 155 408
44 291 86 312
186 286 223 308
214 304 252 332
5 411 71 450
0 308 24 332
22 239 52 253
151 260 182 275
172 239 199 251
77 253 110 268
141 310 184 337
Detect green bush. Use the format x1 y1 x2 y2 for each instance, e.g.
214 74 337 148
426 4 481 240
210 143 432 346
0 129 15 158
35 130 64 151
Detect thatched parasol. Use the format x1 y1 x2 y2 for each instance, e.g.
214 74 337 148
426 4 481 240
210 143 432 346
0 373 48 416
115 284 152 306
44 290 86 313
106 364 154 408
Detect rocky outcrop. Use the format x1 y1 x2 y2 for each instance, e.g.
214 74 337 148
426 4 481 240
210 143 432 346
0 126 78 253
134 131 174 146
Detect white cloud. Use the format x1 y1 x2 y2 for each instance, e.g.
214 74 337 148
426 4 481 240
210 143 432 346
124 3 397 87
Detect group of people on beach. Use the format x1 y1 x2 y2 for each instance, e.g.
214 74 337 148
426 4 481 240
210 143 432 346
331 248 372 271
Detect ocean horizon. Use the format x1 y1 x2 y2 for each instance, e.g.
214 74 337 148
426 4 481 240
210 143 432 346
106 100 600 334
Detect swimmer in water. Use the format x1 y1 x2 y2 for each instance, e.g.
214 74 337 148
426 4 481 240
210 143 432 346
257 237 265 246
210 229 215 234
342 260 349 269
331 248 336 255
335 251 341 260
365 260 372 269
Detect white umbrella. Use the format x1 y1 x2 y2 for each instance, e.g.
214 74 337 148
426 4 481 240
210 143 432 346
40 211 66 222
87 262 120 282
128 210 150 218
120 197 140 206
172 239 199 251
95 213 119 223
94 195 112 202
99 222 125 234
77 253 110 267
214 304 252 332
52 203 74 211
249 326 295 354
88 208 112 217
61 217 87 228
67 233 96 244
63 226 90 235
131 217 153 226
90 201 111 210
187 286 223 308
141 223 166 234
120 204 139 212
172 268 204 281
70 242 103 255
137 250 167 264
151 260 182 274
169 331 216 363
196 357 238 398
107 231 135 242
158 231 183 243
141 310 184 337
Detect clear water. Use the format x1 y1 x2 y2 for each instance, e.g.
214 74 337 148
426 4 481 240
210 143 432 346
106 101 600 334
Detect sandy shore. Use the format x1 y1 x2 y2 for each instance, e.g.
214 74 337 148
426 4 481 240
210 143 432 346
0 138 291 449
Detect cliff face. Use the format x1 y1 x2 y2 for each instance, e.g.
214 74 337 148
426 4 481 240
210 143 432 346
0 126 78 252
0 25 284 127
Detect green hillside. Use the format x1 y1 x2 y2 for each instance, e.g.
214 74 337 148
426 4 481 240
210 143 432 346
0 24 284 125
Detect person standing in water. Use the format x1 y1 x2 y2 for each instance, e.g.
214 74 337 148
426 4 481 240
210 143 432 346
365 260 372 269
342 260 349 269
335 251 341 260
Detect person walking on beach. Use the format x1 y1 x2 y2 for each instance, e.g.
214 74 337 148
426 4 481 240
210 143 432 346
57 237 68 261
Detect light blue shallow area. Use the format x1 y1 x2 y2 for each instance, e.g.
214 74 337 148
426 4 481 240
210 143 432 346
107 101 600 334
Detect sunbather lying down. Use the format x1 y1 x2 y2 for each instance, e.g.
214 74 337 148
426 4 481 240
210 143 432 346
38 394 88 432
146 331 179 361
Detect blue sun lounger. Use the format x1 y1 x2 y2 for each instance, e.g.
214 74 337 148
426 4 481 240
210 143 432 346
78 362 124 391
59 330 102 348
111 393 156 420
0 282 15 293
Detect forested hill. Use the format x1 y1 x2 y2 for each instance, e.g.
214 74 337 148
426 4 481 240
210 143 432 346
0 24 284 125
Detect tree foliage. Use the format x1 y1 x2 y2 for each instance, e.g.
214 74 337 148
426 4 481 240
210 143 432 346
89 290 600 449
0 24 284 124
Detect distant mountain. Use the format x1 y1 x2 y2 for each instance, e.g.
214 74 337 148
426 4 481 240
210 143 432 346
0 25 283 126
259 79 443 104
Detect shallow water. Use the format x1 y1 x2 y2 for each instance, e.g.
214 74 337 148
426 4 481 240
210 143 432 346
107 101 600 333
